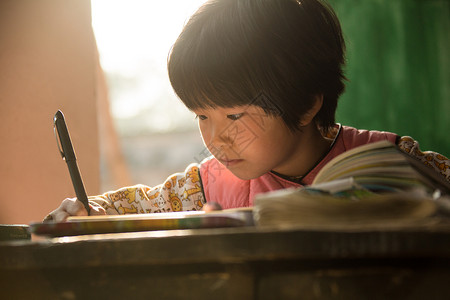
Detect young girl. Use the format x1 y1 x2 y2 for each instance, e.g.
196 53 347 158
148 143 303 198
46 0 449 222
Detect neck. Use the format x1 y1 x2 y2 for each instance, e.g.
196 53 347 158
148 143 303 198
272 123 333 178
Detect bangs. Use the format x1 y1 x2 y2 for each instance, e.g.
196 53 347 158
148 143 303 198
169 42 285 116
171 58 259 111
168 0 266 111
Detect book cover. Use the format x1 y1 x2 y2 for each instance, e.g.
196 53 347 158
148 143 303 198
29 208 254 237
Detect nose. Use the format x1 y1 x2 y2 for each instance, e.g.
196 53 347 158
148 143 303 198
206 124 232 156
210 127 227 150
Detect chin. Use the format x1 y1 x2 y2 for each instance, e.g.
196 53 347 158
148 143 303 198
227 168 265 181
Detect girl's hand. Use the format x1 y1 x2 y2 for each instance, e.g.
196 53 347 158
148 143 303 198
202 202 222 212
43 198 106 222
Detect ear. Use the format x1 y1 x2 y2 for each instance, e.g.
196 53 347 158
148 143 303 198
299 94 323 126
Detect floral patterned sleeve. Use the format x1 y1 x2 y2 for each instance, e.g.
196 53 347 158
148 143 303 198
397 136 450 182
87 163 206 215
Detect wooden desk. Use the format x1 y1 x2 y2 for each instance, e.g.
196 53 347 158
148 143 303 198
1 225 450 299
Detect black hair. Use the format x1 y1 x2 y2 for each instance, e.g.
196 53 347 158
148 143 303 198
168 0 346 132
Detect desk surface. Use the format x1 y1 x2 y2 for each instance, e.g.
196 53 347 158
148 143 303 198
1 225 450 299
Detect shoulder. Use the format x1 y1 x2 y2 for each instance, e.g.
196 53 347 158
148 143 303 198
198 156 251 208
340 125 398 149
397 136 450 182
199 156 247 191
199 156 229 180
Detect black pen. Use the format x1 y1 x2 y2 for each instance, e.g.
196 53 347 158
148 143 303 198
53 110 90 214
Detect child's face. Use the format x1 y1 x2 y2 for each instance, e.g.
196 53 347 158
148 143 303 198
194 105 307 180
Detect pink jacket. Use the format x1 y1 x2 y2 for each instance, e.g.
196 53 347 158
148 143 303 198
200 125 398 209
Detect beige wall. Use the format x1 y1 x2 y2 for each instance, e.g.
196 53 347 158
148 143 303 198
0 0 100 224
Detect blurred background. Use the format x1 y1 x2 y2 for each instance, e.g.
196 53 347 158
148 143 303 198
0 0 448 224
90 0 207 192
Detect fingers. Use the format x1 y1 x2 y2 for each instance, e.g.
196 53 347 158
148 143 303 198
44 198 87 223
43 209 68 223
44 198 109 222
43 213 54 222
61 198 88 217
202 202 223 212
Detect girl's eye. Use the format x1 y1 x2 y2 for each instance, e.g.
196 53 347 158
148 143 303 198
227 113 244 121
196 115 208 120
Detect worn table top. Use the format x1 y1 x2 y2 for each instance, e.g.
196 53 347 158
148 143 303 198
2 223 450 270
2 224 450 299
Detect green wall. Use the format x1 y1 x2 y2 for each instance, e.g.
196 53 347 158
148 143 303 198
329 0 449 156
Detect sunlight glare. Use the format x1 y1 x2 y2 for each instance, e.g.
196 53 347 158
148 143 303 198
91 0 205 132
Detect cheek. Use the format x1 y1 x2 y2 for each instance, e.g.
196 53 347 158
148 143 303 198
198 122 211 146
245 125 289 155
